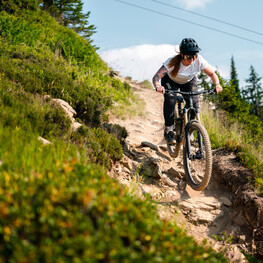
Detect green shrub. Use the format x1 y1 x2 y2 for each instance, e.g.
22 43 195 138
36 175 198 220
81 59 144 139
139 80 153 90
103 123 128 142
0 127 227 263
71 126 123 168
0 11 113 127
0 78 71 139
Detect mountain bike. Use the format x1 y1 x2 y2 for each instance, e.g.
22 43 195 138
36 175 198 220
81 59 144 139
165 87 215 191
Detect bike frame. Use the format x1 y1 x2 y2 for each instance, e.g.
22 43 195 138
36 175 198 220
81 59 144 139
165 87 215 159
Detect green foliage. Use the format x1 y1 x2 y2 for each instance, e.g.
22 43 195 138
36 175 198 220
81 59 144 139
201 102 263 194
0 0 39 13
139 80 154 90
243 253 263 263
0 8 229 262
71 126 123 168
211 77 263 139
40 0 96 43
103 123 128 142
230 56 240 95
0 128 228 262
212 232 234 244
0 11 114 126
0 76 71 139
242 65 263 118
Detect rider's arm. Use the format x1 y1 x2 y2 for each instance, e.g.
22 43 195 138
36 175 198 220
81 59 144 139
152 65 168 94
203 65 223 93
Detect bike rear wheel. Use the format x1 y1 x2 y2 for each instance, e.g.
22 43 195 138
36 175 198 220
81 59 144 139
167 104 181 158
183 122 212 191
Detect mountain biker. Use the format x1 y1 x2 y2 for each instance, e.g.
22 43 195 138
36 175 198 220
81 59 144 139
152 38 223 144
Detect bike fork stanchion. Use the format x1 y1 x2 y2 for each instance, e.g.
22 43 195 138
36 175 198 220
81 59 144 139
198 132 204 155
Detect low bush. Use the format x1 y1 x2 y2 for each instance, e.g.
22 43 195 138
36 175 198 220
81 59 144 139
0 127 227 263
0 77 71 139
71 125 123 168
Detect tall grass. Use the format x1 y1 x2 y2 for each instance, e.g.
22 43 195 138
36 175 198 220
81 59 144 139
201 102 263 193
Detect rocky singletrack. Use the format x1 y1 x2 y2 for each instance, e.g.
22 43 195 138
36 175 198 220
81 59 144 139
108 76 263 263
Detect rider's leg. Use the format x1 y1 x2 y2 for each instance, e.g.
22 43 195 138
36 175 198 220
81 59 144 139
161 74 178 143
163 93 176 143
181 77 199 119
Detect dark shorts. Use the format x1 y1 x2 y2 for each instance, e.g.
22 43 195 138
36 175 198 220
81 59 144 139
161 74 199 126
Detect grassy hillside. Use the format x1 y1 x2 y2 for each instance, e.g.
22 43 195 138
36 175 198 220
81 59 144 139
0 9 228 262
201 100 263 195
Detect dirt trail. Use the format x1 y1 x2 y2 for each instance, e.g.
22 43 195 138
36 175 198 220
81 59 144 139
109 77 263 263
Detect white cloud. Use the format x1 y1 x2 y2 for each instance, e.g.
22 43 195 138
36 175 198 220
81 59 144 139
101 44 178 82
215 64 229 80
175 0 214 9
101 44 233 88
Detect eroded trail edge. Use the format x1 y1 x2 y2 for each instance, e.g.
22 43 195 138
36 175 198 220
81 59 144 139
108 77 263 262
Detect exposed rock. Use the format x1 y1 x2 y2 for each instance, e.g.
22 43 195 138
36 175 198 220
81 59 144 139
52 99 76 122
220 197 232 207
213 148 263 256
160 189 181 203
180 197 222 224
233 210 248 226
141 141 159 152
167 167 184 179
45 96 82 132
238 235 246 244
191 209 217 224
139 157 162 178
121 156 133 171
161 174 178 187
141 184 162 198
159 145 167 151
71 121 82 131
180 197 221 212
109 70 120 77
38 136 51 145
178 180 187 190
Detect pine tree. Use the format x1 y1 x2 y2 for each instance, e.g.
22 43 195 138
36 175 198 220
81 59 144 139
40 0 96 42
242 65 263 118
230 56 240 95
0 0 39 12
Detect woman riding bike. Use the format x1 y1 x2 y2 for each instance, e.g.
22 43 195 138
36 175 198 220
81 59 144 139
152 38 223 144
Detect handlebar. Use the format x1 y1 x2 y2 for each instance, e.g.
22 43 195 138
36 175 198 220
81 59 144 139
165 88 216 96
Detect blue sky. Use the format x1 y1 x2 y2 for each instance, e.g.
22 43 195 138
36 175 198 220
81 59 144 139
83 0 263 88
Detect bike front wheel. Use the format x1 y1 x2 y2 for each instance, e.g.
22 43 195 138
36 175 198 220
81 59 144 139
183 122 212 191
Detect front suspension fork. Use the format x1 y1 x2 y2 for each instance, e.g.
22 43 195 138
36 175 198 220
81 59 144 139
185 120 204 160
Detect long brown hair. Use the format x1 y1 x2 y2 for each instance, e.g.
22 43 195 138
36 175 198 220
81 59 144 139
168 54 182 78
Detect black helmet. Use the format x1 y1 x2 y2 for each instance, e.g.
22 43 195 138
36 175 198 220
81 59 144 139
179 38 201 55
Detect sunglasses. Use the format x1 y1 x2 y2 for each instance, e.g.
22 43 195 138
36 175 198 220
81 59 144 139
184 54 198 61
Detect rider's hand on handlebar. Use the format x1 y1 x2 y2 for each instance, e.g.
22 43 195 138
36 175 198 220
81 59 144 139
215 84 223 93
156 85 165 94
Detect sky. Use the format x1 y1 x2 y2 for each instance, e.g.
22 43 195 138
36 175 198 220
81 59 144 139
83 0 263 88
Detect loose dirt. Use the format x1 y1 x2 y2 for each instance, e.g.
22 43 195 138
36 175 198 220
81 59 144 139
108 77 263 263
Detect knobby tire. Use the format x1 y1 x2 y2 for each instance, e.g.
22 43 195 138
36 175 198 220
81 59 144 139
183 122 212 191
